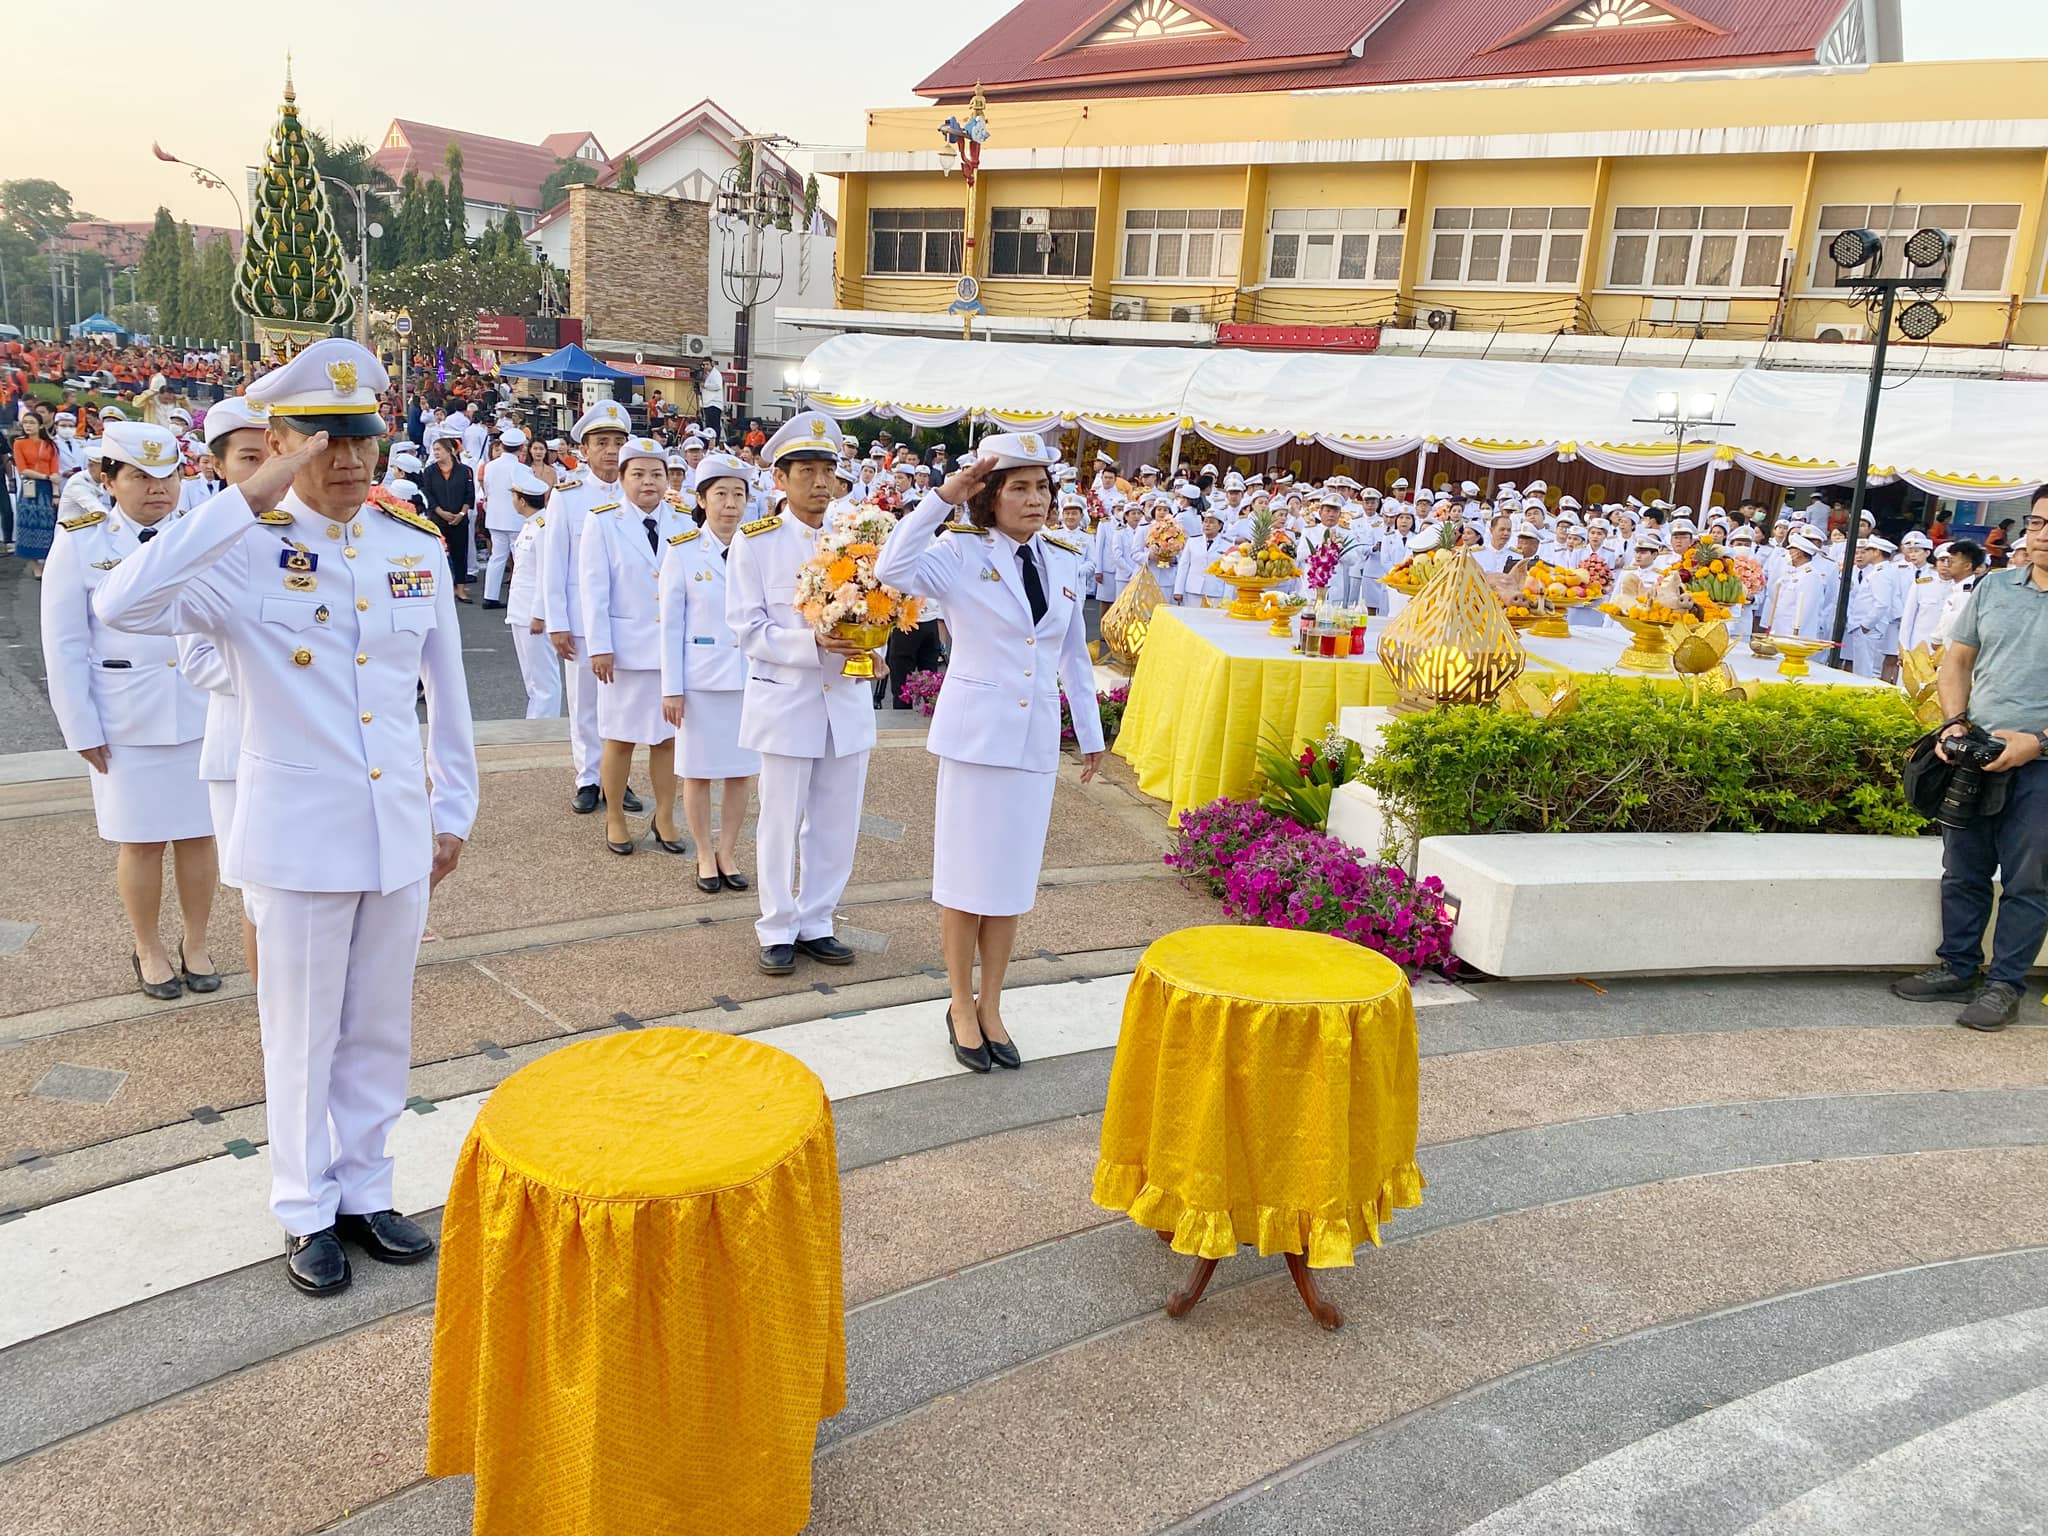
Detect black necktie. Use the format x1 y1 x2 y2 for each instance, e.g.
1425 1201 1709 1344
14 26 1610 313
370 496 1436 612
720 545 728 562
137 527 157 543
1016 543 1047 625
643 515 658 554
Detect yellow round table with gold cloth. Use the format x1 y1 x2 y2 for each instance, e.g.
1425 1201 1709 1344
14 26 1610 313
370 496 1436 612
1093 926 1424 1328
425 1029 846 1536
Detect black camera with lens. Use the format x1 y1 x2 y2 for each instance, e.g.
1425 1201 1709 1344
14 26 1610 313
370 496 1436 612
1934 726 2011 829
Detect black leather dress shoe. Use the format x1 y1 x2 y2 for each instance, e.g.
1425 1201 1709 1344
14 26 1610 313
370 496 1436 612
285 1228 352 1295
480 599 506 610
759 943 797 975
178 944 222 994
606 837 635 856
947 1008 992 1073
647 829 689 855
622 786 647 815
572 783 600 814
696 872 723 893
985 1033 1022 1070
132 952 182 1001
336 1209 435 1264
795 935 856 965
719 867 750 892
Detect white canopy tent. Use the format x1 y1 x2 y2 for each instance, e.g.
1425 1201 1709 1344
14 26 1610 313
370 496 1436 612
799 333 2048 501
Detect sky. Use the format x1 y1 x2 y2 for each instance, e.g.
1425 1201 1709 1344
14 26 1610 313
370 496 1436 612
6 0 2045 231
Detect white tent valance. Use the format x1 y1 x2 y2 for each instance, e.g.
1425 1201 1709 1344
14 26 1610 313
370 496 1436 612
802 333 2048 488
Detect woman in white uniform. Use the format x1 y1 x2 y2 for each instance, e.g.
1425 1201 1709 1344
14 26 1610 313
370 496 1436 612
660 452 760 893
504 464 562 720
875 433 1105 1073
40 421 218 999
580 436 691 855
179 396 272 983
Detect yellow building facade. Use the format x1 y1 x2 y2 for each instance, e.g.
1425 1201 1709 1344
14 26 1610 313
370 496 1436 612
820 60 2048 355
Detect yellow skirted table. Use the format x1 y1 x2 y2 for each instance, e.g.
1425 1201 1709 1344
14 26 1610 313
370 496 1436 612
425 1030 846 1536
1113 605 1398 825
1093 925 1424 1329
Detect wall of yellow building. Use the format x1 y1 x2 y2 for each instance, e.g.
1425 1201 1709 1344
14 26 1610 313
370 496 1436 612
1261 165 1414 213
861 60 2048 156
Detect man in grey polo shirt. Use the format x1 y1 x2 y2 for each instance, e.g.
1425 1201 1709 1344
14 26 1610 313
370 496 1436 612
1892 491 2048 1030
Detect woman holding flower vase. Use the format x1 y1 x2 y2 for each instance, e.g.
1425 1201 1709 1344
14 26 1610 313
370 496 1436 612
876 433 1104 1074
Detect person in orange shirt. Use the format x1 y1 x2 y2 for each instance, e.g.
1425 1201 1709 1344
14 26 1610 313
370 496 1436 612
11 413 60 574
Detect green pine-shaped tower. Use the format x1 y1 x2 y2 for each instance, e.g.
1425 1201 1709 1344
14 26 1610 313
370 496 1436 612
233 63 356 338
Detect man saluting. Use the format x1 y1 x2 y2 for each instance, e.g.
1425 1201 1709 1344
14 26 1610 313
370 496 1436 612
94 338 478 1297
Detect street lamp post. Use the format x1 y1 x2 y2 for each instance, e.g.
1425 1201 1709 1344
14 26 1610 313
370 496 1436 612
782 364 821 410
152 141 248 347
1633 389 1733 503
319 177 382 347
1821 225 1951 667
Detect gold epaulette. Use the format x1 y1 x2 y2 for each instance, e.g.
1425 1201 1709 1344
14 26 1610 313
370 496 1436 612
668 527 701 546
1042 534 1081 555
534 516 546 528
376 500 442 537
59 510 106 532
589 501 621 515
553 477 583 492
940 521 985 536
255 509 294 526
740 514 782 538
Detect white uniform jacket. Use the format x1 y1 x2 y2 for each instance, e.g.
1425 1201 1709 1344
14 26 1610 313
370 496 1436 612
41 507 210 753
875 492 1103 772
725 511 878 759
178 634 240 783
659 526 745 695
539 473 604 637
1898 570 1951 654
578 496 689 672
506 515 546 628
92 486 478 895
1175 534 1231 602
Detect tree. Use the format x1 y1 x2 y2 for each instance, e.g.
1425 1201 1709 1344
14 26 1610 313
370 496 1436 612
443 143 467 252
306 129 395 274
538 155 599 211
395 169 428 266
196 234 238 338
804 173 821 233
233 77 356 331
370 251 539 354
422 177 453 260
616 155 639 194
736 143 754 197
139 207 182 312
0 178 76 242
175 223 210 338
498 206 527 264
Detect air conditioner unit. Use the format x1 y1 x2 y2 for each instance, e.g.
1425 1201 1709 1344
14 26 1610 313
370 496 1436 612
1018 207 1052 233
679 334 713 358
1108 293 1149 322
1814 324 1867 343
1168 304 1206 324
1425 307 1458 331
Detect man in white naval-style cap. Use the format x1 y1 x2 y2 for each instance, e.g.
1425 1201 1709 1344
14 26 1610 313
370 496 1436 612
478 424 528 609
93 337 478 1297
541 397 645 817
725 412 876 976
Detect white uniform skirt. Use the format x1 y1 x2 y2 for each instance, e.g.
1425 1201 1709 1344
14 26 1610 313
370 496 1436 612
932 756 1057 917
207 779 241 887
676 689 759 780
595 668 676 747
90 740 213 844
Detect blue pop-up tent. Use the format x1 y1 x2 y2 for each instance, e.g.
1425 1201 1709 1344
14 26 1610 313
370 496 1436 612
499 343 640 382
71 312 123 337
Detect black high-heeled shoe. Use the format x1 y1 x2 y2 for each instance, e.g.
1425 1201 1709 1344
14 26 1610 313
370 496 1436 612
132 951 182 1001
947 1008 992 1074
983 1028 1022 1070
178 944 222 994
718 862 750 892
695 869 722 893
647 828 689 855
605 837 635 856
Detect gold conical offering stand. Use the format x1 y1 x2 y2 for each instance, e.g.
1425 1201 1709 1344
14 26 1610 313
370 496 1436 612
1101 564 1168 671
1376 548 1525 708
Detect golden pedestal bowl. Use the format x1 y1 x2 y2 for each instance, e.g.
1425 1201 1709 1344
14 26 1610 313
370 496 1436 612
829 620 897 679
1612 616 1677 673
1762 635 1836 677
1223 574 1295 621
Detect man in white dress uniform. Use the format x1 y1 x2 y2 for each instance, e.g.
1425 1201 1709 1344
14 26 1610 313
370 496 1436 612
726 414 877 976
541 400 645 818
93 339 478 1298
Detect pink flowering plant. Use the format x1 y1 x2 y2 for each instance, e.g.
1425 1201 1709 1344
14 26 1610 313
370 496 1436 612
1166 794 1458 974
1060 684 1132 748
898 668 946 717
1303 535 1348 594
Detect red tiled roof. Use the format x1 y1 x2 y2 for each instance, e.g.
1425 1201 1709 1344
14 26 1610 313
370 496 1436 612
370 121 604 211
60 221 242 266
539 131 607 160
917 0 1845 101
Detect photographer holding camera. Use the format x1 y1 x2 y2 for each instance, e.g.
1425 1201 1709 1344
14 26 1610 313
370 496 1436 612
1891 494 2048 1030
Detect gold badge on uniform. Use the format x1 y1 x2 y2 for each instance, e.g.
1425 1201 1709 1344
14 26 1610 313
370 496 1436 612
389 553 425 569
285 573 318 592
280 548 318 573
314 605 330 624
291 648 313 667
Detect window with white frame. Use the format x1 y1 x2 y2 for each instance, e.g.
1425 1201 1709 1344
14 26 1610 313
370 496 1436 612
990 207 1095 278
1811 202 2020 295
1121 208 1244 281
868 207 965 276
1266 208 1406 284
1427 206 1589 287
1607 205 1792 292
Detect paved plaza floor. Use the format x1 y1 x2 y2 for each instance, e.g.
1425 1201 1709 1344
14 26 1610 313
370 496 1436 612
0 718 2043 1535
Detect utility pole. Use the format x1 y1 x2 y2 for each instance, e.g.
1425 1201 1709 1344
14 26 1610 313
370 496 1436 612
717 132 794 423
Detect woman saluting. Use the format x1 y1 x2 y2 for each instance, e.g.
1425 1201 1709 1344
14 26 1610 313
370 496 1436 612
875 433 1104 1074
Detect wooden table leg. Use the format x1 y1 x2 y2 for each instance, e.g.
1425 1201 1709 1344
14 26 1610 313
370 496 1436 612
1165 1256 1220 1319
1285 1252 1344 1331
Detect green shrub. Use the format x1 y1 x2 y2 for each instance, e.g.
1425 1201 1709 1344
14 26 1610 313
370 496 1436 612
1359 680 1927 841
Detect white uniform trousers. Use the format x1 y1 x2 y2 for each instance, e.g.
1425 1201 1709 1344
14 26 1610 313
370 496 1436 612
563 635 600 787
482 533 513 603
512 626 563 719
243 878 430 1236
753 744 870 945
